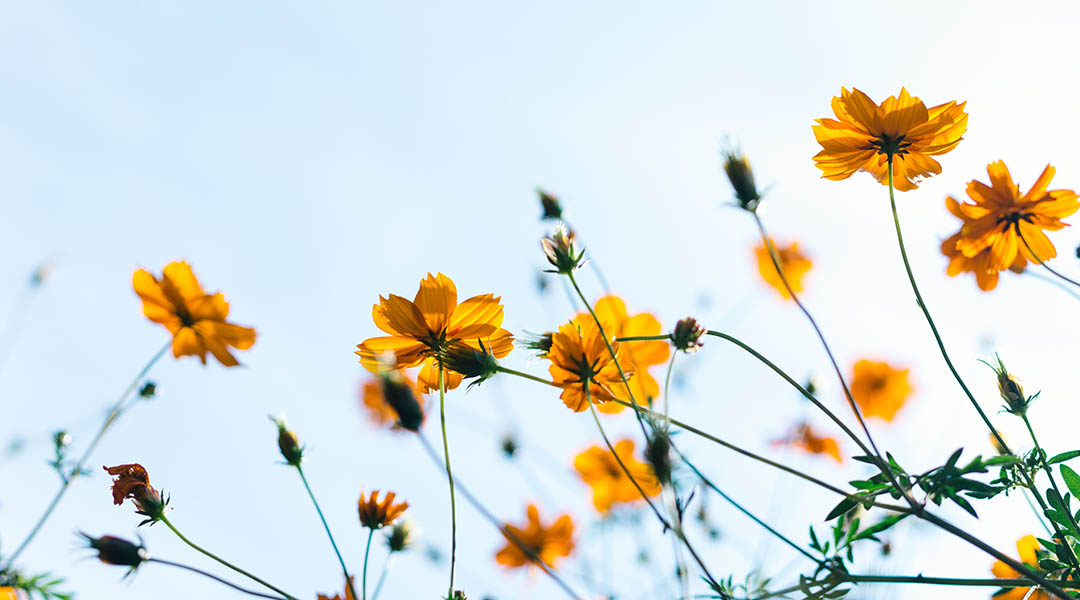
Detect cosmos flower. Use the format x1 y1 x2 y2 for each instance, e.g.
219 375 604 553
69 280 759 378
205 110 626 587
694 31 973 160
355 273 513 393
813 87 967 191
754 240 812 300
573 439 660 513
495 504 575 569
133 261 256 366
358 490 409 529
103 463 167 525
546 315 633 412
589 296 668 414
772 423 842 462
990 535 1051 600
849 359 913 422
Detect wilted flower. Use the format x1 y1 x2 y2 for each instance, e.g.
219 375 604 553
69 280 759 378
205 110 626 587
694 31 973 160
356 273 514 393
573 439 660 513
269 416 304 467
386 519 416 553
358 490 409 529
546 315 632 412
722 149 761 211
755 240 812 300
80 533 148 569
541 224 586 275
103 464 167 525
990 535 1051 600
537 188 563 220
849 359 913 422
495 504 575 569
812 87 967 191
133 261 256 367
671 317 705 353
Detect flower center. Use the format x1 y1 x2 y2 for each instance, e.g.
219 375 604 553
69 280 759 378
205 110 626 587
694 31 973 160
869 134 911 157
997 211 1036 234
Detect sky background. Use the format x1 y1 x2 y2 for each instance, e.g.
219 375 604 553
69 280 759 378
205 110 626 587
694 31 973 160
2 1 1080 599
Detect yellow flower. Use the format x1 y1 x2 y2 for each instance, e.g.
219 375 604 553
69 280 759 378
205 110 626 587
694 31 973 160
0 588 22 600
949 161 1079 274
773 423 842 462
495 504 575 569
355 273 514 393
941 228 1026 292
573 439 660 513
990 535 1051 600
754 240 812 300
133 261 256 366
850 360 913 422
547 315 633 412
358 490 409 529
589 296 668 414
813 87 967 191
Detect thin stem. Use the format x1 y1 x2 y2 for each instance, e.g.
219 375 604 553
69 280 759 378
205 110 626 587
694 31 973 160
2 340 172 569
662 350 677 431
147 557 286 600
370 553 394 600
159 515 299 600
437 363 457 599
296 466 358 600
1025 270 1080 302
415 434 584 599
362 528 375 600
1020 233 1080 289
566 272 636 404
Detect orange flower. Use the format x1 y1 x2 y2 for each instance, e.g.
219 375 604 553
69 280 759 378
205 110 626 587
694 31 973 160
359 375 425 430
944 161 1079 289
773 423 843 462
589 296 669 414
850 360 913 422
133 261 256 367
573 439 660 513
358 490 409 529
495 504 575 570
754 240 812 300
990 535 1051 600
813 87 967 191
316 578 356 600
0 588 22 600
355 273 514 393
546 315 633 412
103 463 166 525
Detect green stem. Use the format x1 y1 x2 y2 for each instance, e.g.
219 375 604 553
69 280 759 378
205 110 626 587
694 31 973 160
296 466 358 600
662 350 677 430
2 340 171 569
1020 233 1080 289
705 574 1080 600
361 528 375 600
160 515 299 600
566 272 636 404
370 553 394 600
437 363 457 598
148 557 286 600
1023 413 1080 562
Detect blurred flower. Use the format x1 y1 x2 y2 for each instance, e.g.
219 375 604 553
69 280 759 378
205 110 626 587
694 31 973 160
355 273 514 393
386 519 416 553
360 371 426 431
990 535 1051 600
546 315 633 412
138 381 157 398
671 317 705 354
644 428 673 484
500 432 519 458
947 161 1078 280
722 149 761 210
772 423 843 462
0 588 22 600
990 430 1010 456
755 240 812 300
541 224 586 275
573 439 660 513
269 416 304 467
80 533 148 569
30 261 53 287
850 360 913 422
537 188 563 220
812 87 967 191
103 463 167 525
589 296 668 414
523 331 554 357
358 490 409 529
133 261 256 367
316 577 356 600
495 504 574 569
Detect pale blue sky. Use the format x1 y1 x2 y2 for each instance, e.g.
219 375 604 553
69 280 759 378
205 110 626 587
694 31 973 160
3 1 1080 599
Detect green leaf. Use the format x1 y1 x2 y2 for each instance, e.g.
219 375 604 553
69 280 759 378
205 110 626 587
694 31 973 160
825 497 858 521
1061 464 1080 499
1048 450 1080 464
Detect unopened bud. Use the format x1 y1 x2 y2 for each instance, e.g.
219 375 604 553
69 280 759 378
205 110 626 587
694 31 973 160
378 369 425 432
722 149 761 211
671 318 705 353
983 355 1035 416
645 430 672 485
139 381 157 398
81 533 148 568
270 416 304 467
442 342 499 389
537 188 563 221
386 519 416 553
541 224 586 275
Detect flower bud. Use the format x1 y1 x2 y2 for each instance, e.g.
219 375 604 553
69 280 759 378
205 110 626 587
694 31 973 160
983 355 1035 416
541 224 586 275
537 188 563 221
671 317 705 353
270 416 304 467
500 433 519 458
523 331 554 357
377 368 425 432
385 519 415 553
80 533 148 568
441 341 499 389
722 149 761 211
139 381 157 398
645 430 672 485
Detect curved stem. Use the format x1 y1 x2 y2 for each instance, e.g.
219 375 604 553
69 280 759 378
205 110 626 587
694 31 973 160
1024 270 1080 302
662 351 677 431
148 557 286 600
361 528 375 600
437 364 457 598
160 515 299 600
296 466 358 600
370 553 394 600
566 272 636 404
2 340 171 569
1020 233 1080 289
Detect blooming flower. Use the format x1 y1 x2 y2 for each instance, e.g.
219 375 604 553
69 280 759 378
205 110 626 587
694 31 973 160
946 161 1079 282
355 273 513 393
941 226 1025 292
588 296 668 414
546 315 633 412
990 535 1051 600
573 439 661 513
813 87 967 191
772 423 842 462
850 360 913 422
358 490 409 529
495 504 575 569
133 261 256 366
754 240 812 300
103 463 167 525
0 589 21 600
